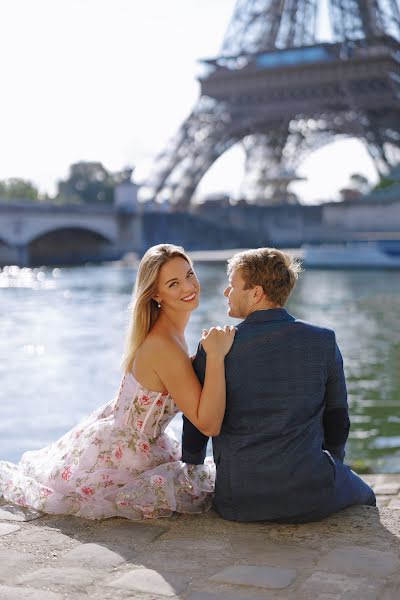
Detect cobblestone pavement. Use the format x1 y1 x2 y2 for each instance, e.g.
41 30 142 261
0 474 399 600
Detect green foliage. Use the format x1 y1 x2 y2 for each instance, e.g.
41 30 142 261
0 163 134 205
374 177 396 191
0 178 40 202
372 165 400 191
56 162 133 205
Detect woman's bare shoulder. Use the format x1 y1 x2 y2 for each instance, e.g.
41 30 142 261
133 329 184 391
138 328 180 359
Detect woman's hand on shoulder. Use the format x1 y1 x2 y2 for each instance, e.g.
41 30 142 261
201 325 236 358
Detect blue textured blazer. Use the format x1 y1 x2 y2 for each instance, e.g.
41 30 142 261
182 308 350 522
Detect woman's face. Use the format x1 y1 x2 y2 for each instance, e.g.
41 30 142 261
155 256 200 313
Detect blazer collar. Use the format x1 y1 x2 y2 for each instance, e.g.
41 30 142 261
243 308 294 324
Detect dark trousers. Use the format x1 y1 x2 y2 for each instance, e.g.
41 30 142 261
288 457 376 523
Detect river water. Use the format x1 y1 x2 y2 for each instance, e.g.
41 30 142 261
1 261 399 472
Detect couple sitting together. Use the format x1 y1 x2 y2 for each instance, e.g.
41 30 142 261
0 244 375 522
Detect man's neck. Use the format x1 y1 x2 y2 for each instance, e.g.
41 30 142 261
246 302 282 316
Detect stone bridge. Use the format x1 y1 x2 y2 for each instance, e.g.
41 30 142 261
0 202 254 267
1 195 399 267
0 203 142 267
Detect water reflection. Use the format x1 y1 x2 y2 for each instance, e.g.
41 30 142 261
0 263 399 471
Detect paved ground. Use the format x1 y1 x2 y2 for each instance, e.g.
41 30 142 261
0 474 399 600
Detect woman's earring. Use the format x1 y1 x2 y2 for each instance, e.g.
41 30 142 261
157 302 161 309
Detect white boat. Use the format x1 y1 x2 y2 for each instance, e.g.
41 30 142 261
302 241 400 269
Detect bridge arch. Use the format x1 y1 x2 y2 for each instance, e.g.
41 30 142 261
21 217 117 247
28 226 117 266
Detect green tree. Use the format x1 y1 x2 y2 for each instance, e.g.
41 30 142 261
56 162 134 205
0 178 40 202
56 162 115 205
374 177 395 190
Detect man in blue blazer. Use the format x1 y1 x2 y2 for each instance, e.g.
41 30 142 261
182 248 375 522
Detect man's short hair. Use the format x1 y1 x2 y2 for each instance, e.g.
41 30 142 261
228 248 302 306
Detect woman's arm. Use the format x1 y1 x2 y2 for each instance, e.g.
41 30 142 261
181 345 209 463
152 327 235 436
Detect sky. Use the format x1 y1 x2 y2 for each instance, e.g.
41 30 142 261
0 0 380 204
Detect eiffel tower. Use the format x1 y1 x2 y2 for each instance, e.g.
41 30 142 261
144 0 400 207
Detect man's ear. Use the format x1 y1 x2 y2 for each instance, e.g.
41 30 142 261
253 285 265 303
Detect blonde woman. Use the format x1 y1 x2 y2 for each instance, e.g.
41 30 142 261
0 244 235 520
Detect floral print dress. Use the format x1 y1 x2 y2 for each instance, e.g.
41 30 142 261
0 373 215 520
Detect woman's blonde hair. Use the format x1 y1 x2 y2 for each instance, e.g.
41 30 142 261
122 243 192 373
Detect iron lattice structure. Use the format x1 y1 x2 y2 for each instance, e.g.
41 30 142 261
144 0 400 206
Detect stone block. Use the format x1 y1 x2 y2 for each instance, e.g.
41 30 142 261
209 565 297 589
62 542 135 569
0 524 21 537
109 567 189 597
388 498 400 508
98 519 167 545
0 505 43 522
136 551 207 571
318 546 399 577
17 567 102 592
299 571 379 600
187 593 267 600
381 581 400 600
156 539 228 553
0 549 37 584
376 496 391 507
373 483 400 495
35 515 94 533
149 538 230 570
0 586 63 600
15 527 71 548
230 536 318 568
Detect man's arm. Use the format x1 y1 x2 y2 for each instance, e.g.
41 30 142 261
181 344 209 464
323 333 350 462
